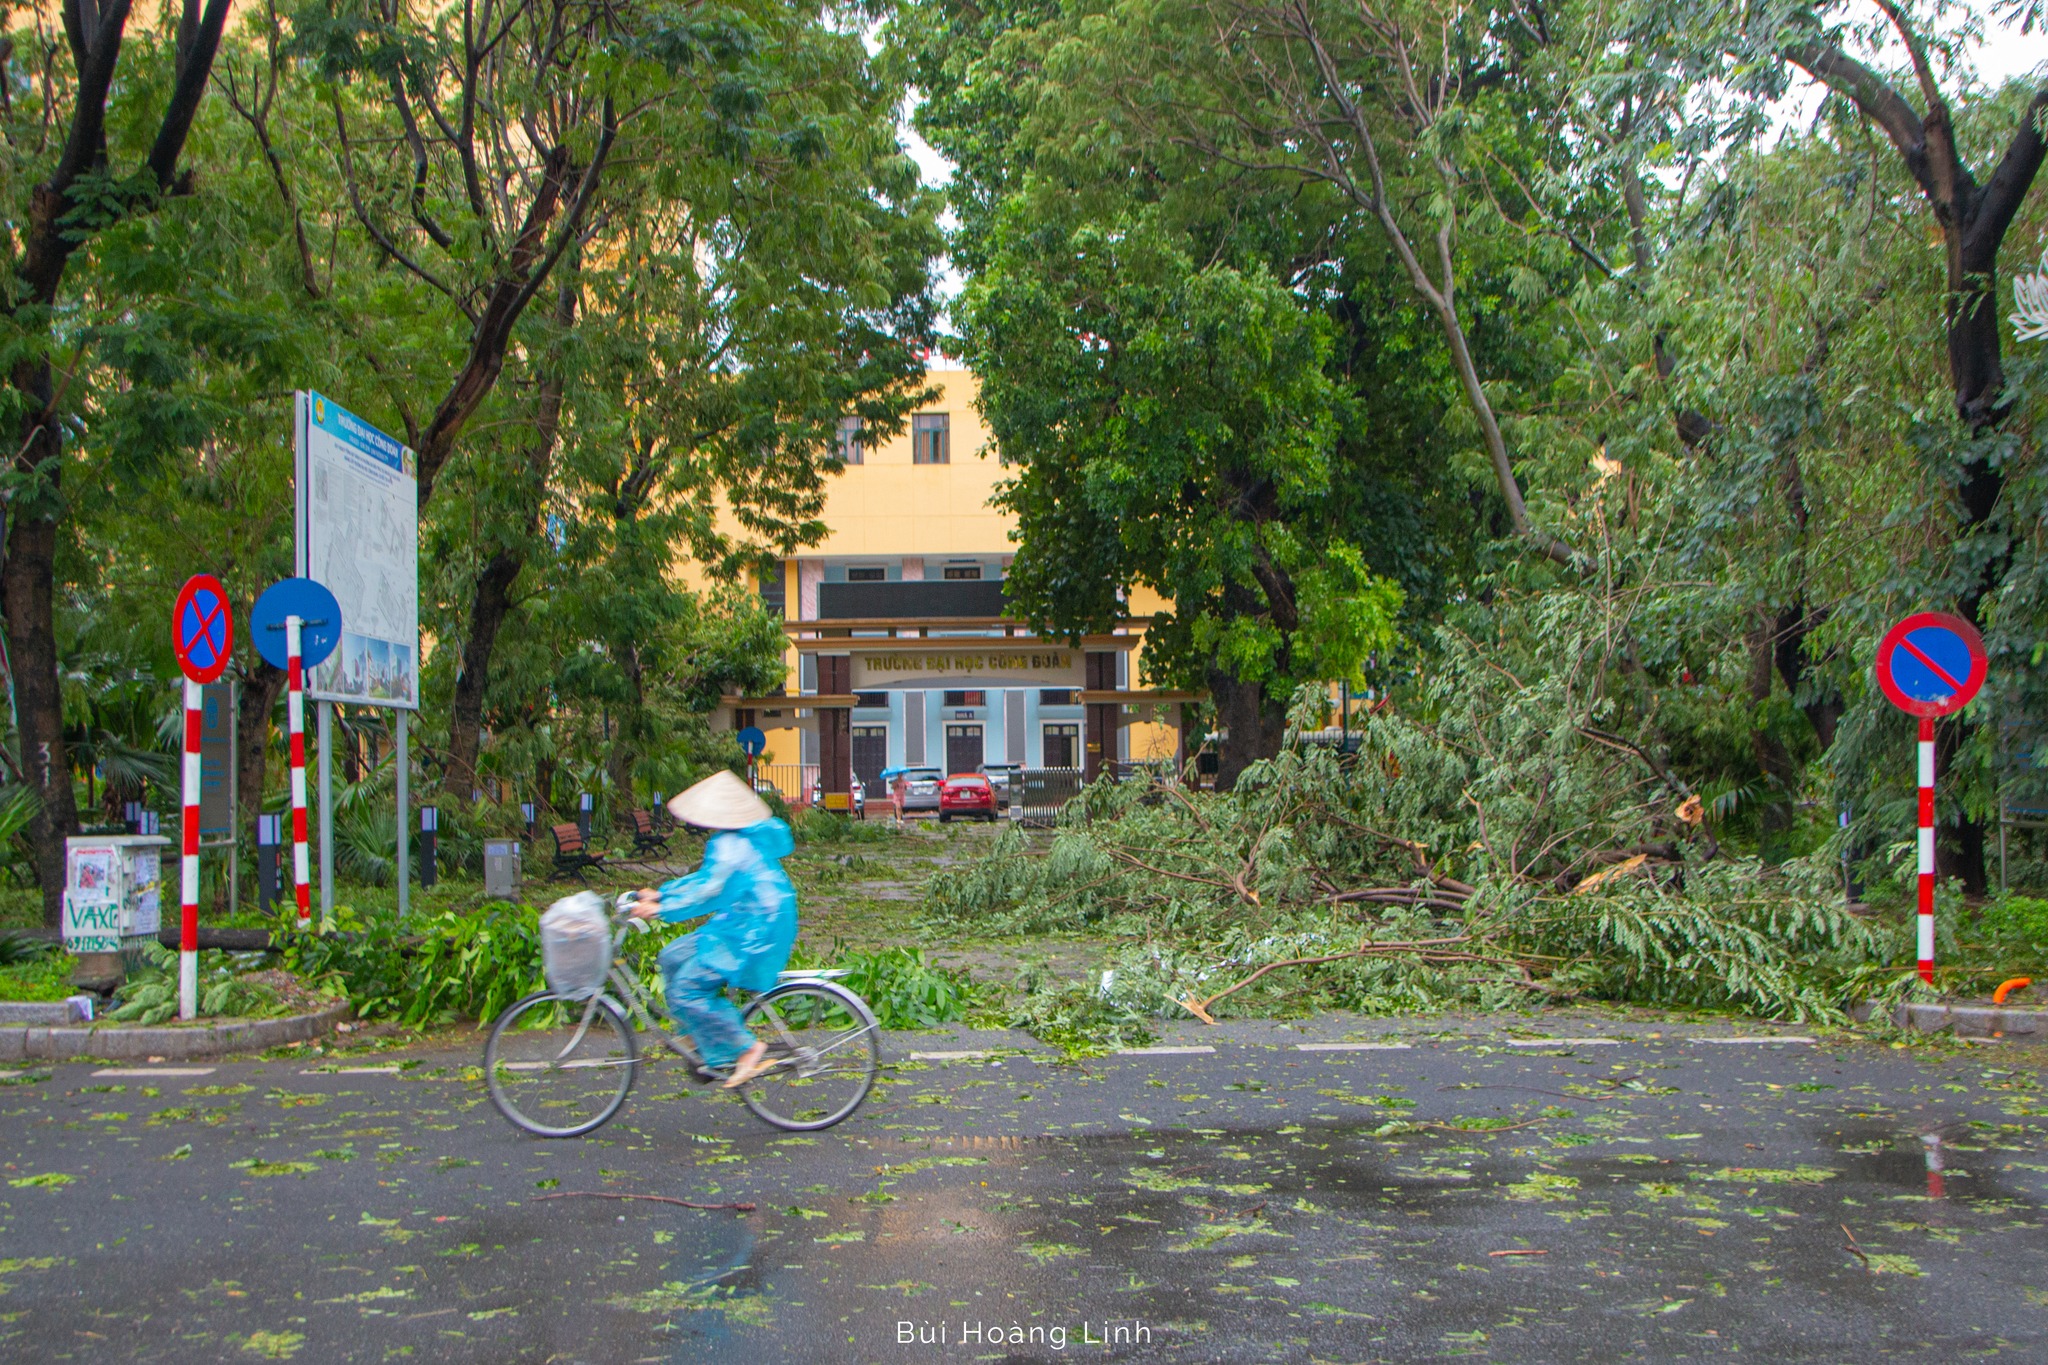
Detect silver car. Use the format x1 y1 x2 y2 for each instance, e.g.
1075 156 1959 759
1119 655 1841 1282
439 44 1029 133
980 763 1023 810
892 767 943 813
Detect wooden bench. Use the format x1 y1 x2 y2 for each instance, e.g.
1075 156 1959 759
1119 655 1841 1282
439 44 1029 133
549 823 606 882
626 809 670 858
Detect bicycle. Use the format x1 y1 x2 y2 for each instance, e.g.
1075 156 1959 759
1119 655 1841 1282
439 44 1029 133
483 893 881 1138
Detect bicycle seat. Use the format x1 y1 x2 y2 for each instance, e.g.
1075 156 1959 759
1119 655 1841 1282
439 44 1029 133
777 968 851 981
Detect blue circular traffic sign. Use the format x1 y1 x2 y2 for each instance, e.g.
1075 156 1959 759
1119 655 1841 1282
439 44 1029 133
172 574 233 684
736 726 767 758
1875 611 1987 718
251 577 343 671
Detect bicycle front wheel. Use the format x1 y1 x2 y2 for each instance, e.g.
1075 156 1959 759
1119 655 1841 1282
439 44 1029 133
484 991 638 1138
736 981 880 1132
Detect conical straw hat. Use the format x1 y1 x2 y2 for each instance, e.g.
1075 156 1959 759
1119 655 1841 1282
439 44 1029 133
667 770 771 830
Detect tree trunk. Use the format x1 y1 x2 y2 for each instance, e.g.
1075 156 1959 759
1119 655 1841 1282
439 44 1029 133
534 753 558 822
235 660 286 829
340 713 361 784
1936 716 1988 896
1746 618 1800 861
1767 605 1842 753
1206 666 1286 792
440 278 576 795
2 381 74 927
0 0 234 926
444 550 524 795
606 638 646 809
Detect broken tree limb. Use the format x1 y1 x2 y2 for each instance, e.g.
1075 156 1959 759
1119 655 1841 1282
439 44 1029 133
533 1191 757 1212
1176 935 1487 1021
1327 885 1472 914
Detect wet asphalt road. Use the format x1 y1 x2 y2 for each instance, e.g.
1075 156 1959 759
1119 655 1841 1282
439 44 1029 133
1 1022 2046 1363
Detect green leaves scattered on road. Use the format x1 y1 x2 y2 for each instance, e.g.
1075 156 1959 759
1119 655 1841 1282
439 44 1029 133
1706 1166 1837 1185
237 1331 305 1359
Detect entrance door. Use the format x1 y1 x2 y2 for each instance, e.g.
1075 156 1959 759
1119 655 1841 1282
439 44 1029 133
851 726 888 790
945 724 983 775
1042 723 1079 769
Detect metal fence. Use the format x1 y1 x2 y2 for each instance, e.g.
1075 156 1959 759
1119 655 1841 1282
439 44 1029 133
751 764 820 807
1015 767 1085 827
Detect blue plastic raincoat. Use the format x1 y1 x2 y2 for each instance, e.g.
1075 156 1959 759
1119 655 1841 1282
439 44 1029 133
653 818 798 992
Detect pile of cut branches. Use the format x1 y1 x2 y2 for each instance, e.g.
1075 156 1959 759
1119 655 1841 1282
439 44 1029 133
926 615 1899 1024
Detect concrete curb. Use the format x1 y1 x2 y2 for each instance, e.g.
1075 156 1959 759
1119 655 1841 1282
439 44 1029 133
0 999 352 1062
0 999 92 1026
1854 999 2048 1038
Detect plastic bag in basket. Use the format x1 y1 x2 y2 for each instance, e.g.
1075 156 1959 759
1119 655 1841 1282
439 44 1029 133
539 891 611 999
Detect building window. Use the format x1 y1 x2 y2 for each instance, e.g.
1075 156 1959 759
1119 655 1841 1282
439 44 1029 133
853 691 888 708
1039 689 1077 706
847 566 886 582
912 413 949 465
942 563 981 580
758 565 785 617
835 416 863 465
1043 723 1080 769
942 690 986 708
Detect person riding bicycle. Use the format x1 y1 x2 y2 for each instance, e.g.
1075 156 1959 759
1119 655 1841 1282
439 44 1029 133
631 770 797 1089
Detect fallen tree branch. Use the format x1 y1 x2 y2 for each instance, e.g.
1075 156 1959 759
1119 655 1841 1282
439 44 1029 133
1328 886 1472 914
1102 847 1239 895
1441 1083 1614 1103
1424 1117 1554 1133
533 1191 757 1212
1177 935 1483 1021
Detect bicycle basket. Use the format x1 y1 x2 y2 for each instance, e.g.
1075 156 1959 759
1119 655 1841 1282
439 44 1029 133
539 892 612 999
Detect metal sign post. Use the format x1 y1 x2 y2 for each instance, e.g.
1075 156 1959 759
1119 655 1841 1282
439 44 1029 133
318 701 334 928
171 574 232 1021
253 579 341 931
738 726 767 798
179 679 202 1018
290 622 314 927
1874 611 1989 984
396 711 409 917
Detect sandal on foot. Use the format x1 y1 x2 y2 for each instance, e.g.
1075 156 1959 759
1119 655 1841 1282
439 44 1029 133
722 1051 774 1089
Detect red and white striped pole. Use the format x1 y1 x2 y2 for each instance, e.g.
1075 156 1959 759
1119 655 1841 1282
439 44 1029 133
1917 715 1936 984
180 677 202 1020
287 615 313 927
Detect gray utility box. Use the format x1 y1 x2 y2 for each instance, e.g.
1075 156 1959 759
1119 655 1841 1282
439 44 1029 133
63 833 171 992
483 840 523 899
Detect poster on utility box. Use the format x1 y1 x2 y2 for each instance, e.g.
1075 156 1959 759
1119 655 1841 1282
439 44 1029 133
294 390 419 709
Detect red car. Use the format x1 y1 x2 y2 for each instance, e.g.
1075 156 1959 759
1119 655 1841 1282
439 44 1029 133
938 773 998 823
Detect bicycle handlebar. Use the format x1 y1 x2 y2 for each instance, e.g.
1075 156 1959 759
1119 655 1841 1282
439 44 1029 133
613 891 652 933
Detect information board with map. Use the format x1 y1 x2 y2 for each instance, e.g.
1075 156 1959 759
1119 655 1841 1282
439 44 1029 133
294 391 419 708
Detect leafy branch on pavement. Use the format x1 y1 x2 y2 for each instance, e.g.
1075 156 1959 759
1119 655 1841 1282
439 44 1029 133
928 594 1901 1029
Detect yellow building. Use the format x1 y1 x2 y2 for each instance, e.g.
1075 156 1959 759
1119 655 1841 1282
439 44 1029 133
724 362 1188 803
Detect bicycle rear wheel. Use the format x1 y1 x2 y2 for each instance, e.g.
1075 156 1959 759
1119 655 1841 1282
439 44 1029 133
484 991 638 1138
735 981 880 1132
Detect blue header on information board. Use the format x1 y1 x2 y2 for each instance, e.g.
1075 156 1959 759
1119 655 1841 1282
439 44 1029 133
305 390 410 475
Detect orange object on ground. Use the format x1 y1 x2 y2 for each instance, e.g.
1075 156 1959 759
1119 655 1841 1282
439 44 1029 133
1993 977 2033 1005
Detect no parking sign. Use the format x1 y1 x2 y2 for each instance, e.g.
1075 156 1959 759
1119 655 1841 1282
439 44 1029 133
169 573 236 1022
171 575 233 684
1874 611 1987 984
1874 612 1986 718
